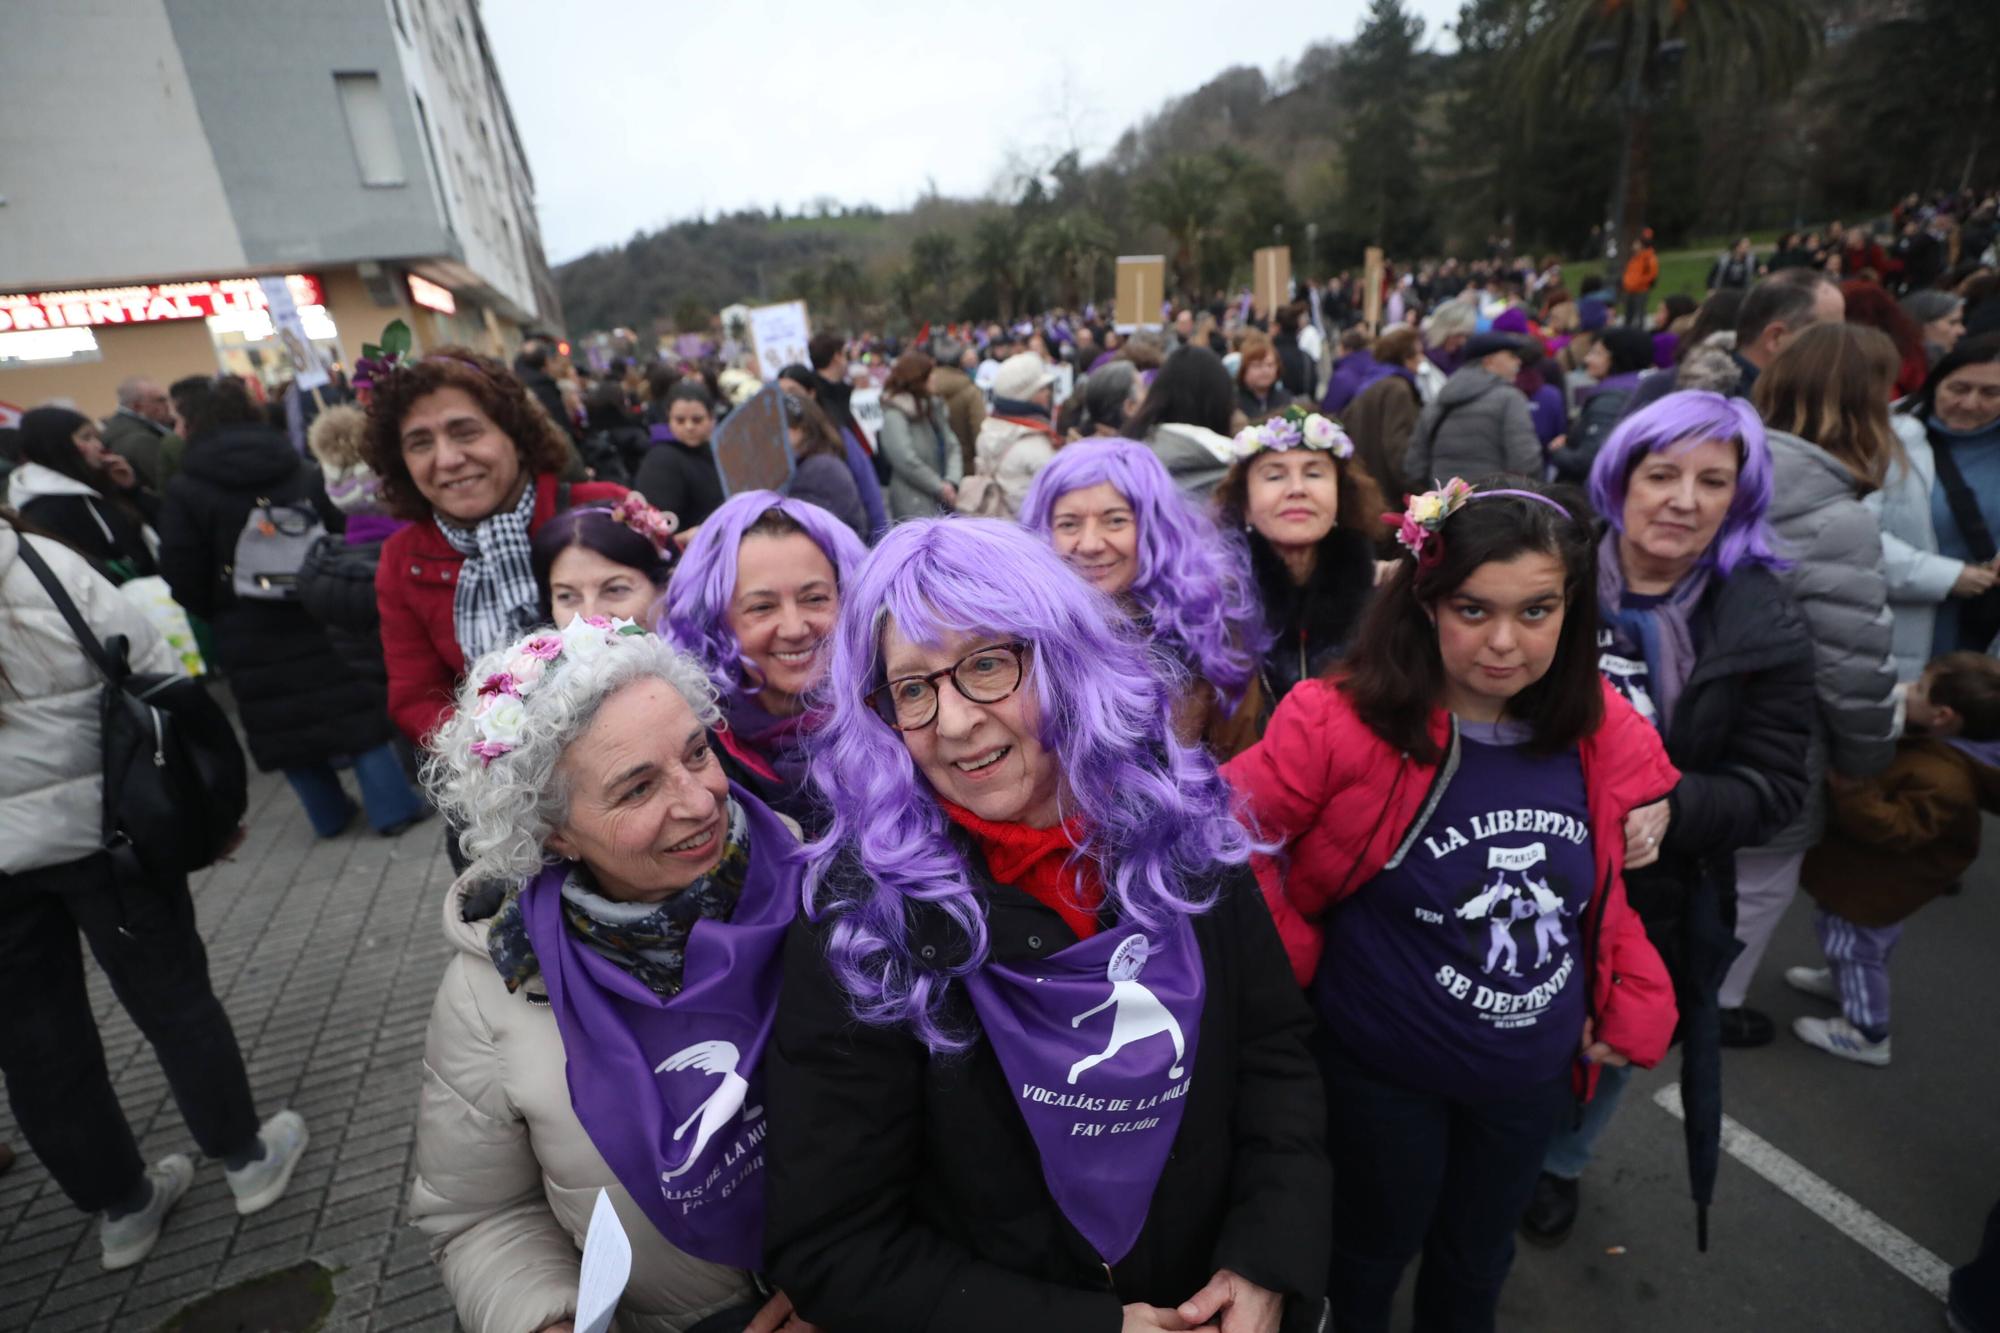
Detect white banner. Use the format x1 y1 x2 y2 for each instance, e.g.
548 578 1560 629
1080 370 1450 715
257 275 331 391
748 300 811 382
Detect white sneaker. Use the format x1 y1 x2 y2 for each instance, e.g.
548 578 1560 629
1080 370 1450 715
1793 1015 1892 1067
224 1110 309 1216
1784 966 1839 1003
100 1154 194 1271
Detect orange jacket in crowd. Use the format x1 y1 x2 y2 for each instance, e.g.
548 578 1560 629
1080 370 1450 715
1623 245 1659 296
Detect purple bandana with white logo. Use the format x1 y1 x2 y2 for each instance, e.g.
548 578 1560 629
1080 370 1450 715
522 791 798 1270
961 913 1205 1265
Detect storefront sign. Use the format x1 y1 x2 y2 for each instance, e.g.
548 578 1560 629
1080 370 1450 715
407 273 457 314
0 275 325 332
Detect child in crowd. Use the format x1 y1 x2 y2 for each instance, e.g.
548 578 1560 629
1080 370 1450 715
1790 651 2000 1065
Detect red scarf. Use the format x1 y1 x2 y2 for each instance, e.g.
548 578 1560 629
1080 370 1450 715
939 800 1104 939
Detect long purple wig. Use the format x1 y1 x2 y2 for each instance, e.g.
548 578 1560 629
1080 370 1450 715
804 517 1254 1052
661 490 868 702
1588 390 1784 576
1020 438 1272 713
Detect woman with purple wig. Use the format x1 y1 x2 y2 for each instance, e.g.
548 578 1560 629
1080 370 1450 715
1519 391 1815 1247
1020 438 1271 754
663 490 866 827
1211 410 1383 751
762 519 1329 1332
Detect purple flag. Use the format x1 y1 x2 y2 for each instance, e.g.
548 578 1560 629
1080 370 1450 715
961 915 1205 1264
523 790 799 1269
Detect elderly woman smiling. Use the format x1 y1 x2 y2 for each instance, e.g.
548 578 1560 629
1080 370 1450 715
411 617 811 1333
763 519 1329 1333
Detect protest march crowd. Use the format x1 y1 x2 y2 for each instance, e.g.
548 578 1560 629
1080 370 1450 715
5 181 2000 1333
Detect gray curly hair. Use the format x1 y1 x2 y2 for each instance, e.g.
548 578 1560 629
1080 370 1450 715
422 630 721 886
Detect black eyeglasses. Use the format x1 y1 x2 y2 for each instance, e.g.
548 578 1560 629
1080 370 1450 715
866 642 1031 732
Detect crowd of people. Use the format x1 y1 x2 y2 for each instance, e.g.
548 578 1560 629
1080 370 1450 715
4 190 2000 1333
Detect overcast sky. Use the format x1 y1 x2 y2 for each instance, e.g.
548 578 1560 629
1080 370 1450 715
480 0 1467 265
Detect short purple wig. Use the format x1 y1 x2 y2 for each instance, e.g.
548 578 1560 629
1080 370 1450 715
1587 389 1784 576
804 517 1253 1052
1020 438 1272 713
661 490 868 702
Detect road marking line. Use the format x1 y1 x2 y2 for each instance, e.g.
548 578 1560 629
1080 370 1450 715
1653 1082 1951 1299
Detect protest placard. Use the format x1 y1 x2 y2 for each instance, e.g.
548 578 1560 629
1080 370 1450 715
258 275 331 392
1114 257 1166 331
748 301 811 381
1363 247 1385 331
711 384 794 496
1253 246 1292 319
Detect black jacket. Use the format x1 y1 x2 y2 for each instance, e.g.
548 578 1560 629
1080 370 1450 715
157 424 393 770
518 366 579 442
764 853 1330 1333
297 532 390 686
1249 526 1375 710
1273 334 1316 401
633 439 726 530
16 487 159 584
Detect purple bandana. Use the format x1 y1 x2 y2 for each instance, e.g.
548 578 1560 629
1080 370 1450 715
961 913 1205 1264
523 791 799 1269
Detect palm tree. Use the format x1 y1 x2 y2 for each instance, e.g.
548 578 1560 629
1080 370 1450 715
1517 0 1818 266
1025 214 1115 311
1136 155 1226 302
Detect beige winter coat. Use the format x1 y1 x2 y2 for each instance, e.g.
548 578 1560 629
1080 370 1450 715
0 527 175 875
409 876 757 1333
970 414 1058 519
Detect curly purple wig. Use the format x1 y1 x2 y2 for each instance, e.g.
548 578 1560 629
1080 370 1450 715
1020 438 1272 713
661 490 868 702
805 517 1254 1052
1588 389 1784 576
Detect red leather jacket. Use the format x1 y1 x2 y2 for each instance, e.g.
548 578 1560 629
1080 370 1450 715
374 473 626 744
1223 675 1681 1095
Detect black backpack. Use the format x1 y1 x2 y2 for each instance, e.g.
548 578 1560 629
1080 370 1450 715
17 537 248 879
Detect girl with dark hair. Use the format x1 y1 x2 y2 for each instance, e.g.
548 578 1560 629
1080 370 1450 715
1555 327 1656 482
1021 438 1270 752
1225 478 1678 1333
7 406 159 583
1213 413 1382 748
1880 334 2000 676
633 382 726 532
764 518 1329 1332
1125 345 1240 499
530 496 677 628
159 376 427 839
878 351 964 520
1650 293 1698 368
664 492 866 824
777 365 888 539
363 346 627 748
1523 393 1814 1244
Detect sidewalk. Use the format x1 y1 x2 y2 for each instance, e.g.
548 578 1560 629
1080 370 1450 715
0 769 461 1332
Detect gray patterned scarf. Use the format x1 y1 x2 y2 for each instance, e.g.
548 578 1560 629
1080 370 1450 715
436 479 540 662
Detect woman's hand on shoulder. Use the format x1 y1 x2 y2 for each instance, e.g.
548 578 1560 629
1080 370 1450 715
1621 799 1669 870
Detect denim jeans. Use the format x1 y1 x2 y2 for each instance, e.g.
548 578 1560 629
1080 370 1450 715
0 852 259 1213
285 741 426 836
1541 1060 1634 1180
1315 1029 1571 1333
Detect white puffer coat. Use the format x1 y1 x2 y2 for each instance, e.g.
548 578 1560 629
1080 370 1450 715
409 876 757 1333
0 527 175 875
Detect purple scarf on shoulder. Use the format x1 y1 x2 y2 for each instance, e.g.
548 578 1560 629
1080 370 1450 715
1597 531 1709 730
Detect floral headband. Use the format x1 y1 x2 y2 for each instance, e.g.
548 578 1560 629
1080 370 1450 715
468 616 647 765
608 494 680 556
1231 408 1355 461
1385 478 1572 565
351 319 412 400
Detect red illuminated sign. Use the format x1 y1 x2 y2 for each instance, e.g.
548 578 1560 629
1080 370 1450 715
0 274 326 332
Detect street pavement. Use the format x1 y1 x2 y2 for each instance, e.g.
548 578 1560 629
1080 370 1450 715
1 764 1993 1332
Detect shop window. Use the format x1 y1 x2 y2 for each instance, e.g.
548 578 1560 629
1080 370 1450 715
335 72 406 187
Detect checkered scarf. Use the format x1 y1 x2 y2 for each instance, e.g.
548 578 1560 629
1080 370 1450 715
436 480 540 662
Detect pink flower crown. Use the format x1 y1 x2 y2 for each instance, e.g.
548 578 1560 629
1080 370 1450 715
1384 479 1573 566
609 494 680 555
1231 410 1355 461
467 616 648 765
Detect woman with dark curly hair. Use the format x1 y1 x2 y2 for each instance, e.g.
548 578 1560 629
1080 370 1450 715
363 346 627 748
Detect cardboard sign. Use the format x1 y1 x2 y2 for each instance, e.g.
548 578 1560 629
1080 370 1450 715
1253 246 1292 320
1114 257 1166 331
849 386 884 439
748 301 811 381
1048 362 1076 409
1363 247 1385 332
710 385 795 497
257 276 332 391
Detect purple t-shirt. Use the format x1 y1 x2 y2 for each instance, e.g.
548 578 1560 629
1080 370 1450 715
1312 719 1595 1101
